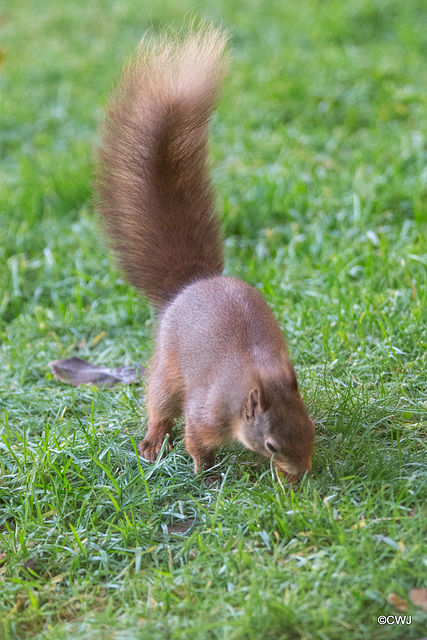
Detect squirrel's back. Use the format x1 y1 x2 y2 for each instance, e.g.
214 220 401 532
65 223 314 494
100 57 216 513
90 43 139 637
96 24 228 309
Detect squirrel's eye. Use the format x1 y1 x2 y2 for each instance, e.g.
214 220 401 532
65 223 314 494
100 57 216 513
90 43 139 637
266 441 278 453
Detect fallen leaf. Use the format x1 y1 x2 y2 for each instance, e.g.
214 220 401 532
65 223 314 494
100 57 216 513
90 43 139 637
167 519 195 534
49 357 145 387
19 558 39 580
387 593 408 611
409 588 427 612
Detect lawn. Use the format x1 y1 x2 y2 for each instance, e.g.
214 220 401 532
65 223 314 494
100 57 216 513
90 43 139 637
1 0 427 638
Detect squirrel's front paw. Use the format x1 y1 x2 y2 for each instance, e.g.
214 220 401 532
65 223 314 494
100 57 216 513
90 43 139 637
138 438 169 462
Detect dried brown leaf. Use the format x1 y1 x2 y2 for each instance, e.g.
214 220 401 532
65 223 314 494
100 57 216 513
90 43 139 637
409 588 427 612
19 558 39 580
387 592 408 611
49 357 145 387
167 519 195 534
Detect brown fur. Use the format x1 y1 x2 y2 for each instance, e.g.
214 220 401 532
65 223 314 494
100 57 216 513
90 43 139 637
96 24 227 309
95 25 315 477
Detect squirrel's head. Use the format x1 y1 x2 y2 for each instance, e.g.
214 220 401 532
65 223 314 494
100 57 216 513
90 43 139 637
234 373 315 477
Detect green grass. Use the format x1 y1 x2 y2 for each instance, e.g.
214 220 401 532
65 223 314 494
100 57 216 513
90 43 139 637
1 0 427 638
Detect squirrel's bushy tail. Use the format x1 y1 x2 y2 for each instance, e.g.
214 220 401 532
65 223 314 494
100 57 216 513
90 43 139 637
95 24 228 309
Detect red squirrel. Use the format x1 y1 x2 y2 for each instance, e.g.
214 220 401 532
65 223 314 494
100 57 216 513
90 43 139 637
95 24 315 478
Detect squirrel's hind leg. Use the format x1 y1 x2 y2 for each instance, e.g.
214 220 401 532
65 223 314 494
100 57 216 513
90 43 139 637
139 351 183 462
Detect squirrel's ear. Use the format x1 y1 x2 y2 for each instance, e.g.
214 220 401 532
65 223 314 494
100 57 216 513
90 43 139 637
245 387 263 421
